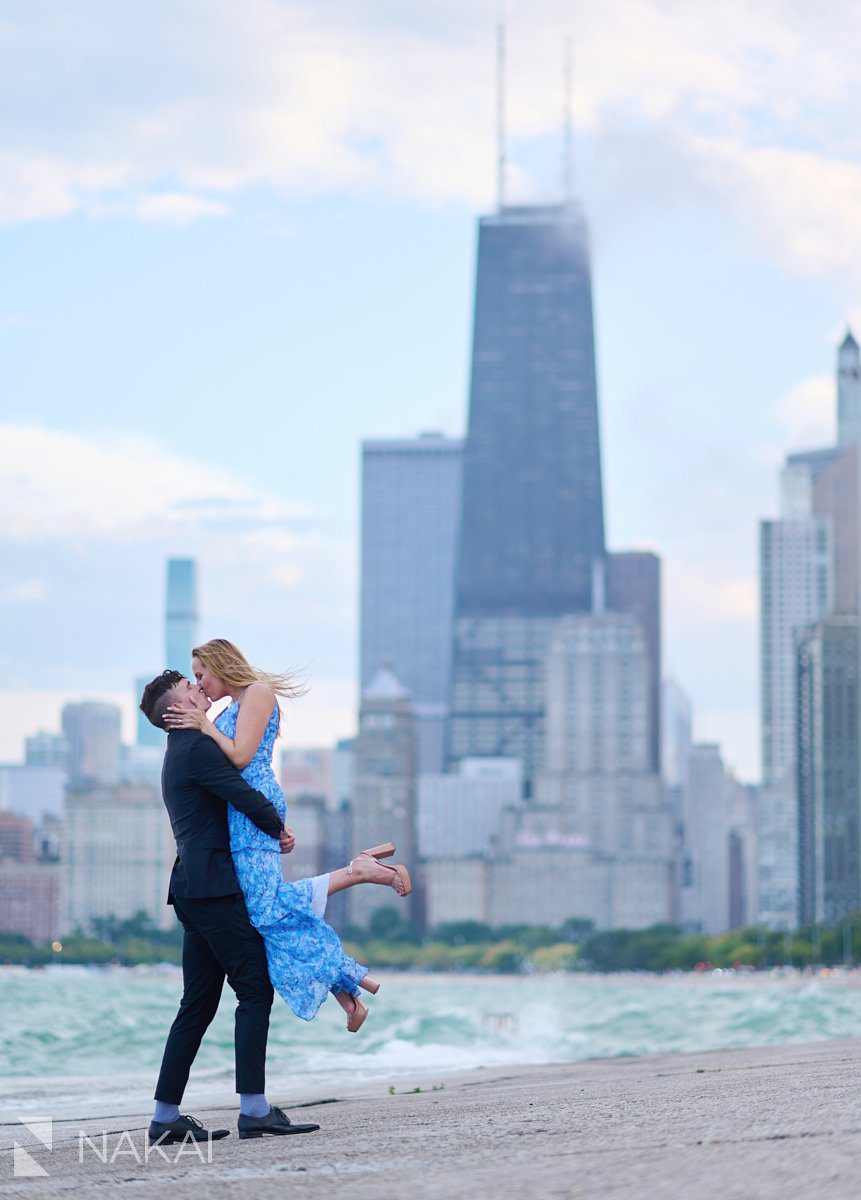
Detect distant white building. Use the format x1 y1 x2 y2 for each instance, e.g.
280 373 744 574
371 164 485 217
0 765 66 819
281 794 327 884
481 611 674 931
662 678 692 789
332 738 355 811
758 463 834 928
280 748 333 808
349 666 417 928
728 780 759 930
25 731 68 769
418 757 522 860
62 701 122 786
679 743 738 935
62 783 176 932
423 858 488 928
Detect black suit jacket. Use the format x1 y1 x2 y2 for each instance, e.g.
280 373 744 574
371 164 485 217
161 729 284 902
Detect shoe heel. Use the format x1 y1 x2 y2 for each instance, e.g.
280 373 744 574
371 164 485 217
359 976 380 994
364 842 395 860
239 1130 264 1139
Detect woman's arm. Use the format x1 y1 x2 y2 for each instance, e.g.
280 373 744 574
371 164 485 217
167 684 276 768
216 685 277 767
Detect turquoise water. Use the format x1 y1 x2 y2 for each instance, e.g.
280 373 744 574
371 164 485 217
3 966 861 1116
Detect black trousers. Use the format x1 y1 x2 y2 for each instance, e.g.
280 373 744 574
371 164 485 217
154 893 274 1103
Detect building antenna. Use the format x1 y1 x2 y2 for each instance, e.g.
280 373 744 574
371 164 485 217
496 3 507 211
562 35 574 205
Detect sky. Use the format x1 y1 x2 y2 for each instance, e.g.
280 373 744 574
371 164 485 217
3 0 861 778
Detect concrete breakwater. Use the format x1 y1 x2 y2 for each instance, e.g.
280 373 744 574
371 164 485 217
2 1038 860 1199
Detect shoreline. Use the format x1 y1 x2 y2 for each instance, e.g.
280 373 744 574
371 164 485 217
3 1039 861 1198
6 968 861 1128
6 960 861 982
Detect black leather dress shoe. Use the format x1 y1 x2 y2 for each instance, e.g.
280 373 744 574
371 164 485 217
237 1105 320 1139
148 1114 230 1145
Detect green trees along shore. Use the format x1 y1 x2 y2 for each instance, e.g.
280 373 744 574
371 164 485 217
4 910 861 972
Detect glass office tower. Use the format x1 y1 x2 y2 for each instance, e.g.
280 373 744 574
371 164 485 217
360 434 463 773
448 204 605 789
165 558 199 675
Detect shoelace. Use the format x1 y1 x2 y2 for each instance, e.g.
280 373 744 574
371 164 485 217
269 1106 290 1123
183 1115 204 1130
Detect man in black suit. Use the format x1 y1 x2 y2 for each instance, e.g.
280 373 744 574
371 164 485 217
139 670 319 1145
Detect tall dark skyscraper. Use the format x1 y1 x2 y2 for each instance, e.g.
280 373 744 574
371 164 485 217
448 204 605 788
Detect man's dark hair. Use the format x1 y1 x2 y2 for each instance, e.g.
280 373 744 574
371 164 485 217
140 670 186 731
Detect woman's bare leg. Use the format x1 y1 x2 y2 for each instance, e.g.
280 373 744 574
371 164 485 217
327 855 406 896
335 990 357 1016
327 866 357 896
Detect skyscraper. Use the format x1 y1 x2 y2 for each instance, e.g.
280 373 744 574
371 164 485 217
679 744 732 934
838 329 861 446
61 701 122 786
485 611 672 930
784 445 858 614
349 666 416 929
797 615 861 925
136 557 200 747
165 558 199 674
62 783 176 932
760 514 833 785
662 677 693 790
448 204 605 789
360 434 463 772
757 328 858 928
606 551 662 773
758 513 832 927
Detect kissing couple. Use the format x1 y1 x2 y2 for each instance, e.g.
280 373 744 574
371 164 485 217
139 637 412 1147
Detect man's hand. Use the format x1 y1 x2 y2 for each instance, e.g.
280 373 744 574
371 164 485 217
279 827 295 855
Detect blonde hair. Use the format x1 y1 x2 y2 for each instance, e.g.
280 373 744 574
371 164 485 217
192 638 307 720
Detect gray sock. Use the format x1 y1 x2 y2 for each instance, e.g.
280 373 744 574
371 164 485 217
153 1100 181 1124
240 1093 271 1118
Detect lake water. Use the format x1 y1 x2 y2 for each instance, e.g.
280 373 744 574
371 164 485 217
3 965 861 1118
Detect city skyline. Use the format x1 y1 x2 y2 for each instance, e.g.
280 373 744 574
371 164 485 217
4 2 861 779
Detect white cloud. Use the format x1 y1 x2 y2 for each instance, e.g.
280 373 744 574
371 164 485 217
688 138 861 283
133 192 229 223
0 424 308 542
0 0 860 293
772 374 834 451
0 579 47 603
0 423 357 742
666 562 758 625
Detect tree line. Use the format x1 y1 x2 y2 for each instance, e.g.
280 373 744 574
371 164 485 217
4 911 861 972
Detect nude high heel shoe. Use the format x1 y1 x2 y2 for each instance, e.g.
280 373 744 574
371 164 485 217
346 995 369 1033
362 842 395 860
347 853 413 897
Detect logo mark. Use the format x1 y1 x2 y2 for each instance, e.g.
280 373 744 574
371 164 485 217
13 1117 52 1177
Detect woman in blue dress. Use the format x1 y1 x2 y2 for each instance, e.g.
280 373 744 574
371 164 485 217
163 637 411 1034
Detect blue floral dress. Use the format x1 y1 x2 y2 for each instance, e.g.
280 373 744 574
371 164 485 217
217 698 366 1019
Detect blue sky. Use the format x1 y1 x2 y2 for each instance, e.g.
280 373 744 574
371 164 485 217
3 0 861 777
